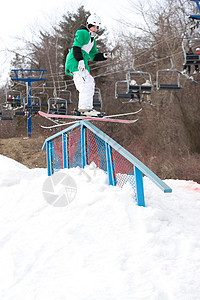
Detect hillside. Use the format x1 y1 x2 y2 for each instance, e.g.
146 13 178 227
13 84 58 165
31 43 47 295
0 107 200 183
0 136 47 169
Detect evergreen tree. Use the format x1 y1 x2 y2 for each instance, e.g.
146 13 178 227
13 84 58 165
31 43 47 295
56 5 90 71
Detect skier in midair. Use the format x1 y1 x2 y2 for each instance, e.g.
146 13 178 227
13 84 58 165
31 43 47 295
65 13 111 117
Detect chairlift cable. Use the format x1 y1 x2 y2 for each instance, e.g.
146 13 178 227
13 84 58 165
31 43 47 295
42 32 185 81
92 51 184 80
46 48 57 98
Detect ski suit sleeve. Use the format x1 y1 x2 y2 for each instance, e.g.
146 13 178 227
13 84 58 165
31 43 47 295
89 39 106 61
73 46 83 61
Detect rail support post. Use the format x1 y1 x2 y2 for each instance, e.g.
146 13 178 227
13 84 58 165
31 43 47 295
81 124 87 168
62 133 69 169
106 143 115 186
134 165 145 207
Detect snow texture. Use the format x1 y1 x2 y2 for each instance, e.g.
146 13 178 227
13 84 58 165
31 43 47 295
0 154 200 300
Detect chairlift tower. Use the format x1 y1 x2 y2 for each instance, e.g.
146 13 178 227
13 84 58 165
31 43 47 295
11 69 47 138
189 0 200 19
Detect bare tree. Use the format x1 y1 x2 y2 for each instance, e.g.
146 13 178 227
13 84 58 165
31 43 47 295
105 0 200 182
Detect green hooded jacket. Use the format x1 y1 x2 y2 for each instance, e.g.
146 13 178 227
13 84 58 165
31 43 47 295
65 26 99 77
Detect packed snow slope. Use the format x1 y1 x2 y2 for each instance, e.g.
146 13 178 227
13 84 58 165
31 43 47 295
0 154 200 300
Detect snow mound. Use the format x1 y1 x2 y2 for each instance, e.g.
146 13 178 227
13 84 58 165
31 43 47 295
0 155 200 300
0 154 45 187
0 154 28 171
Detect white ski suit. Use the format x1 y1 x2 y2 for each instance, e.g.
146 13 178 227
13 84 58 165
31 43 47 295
73 70 95 110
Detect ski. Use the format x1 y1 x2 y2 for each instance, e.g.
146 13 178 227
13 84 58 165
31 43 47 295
122 99 155 106
39 111 79 129
187 75 198 84
104 108 142 118
41 113 141 128
38 111 139 124
41 120 79 129
178 71 198 84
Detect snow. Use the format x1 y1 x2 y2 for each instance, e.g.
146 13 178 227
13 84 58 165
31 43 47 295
0 153 200 299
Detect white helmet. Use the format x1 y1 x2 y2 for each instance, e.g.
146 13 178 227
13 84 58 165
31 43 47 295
196 47 200 51
87 13 101 28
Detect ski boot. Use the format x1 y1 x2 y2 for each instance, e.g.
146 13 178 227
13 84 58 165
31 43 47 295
74 109 105 118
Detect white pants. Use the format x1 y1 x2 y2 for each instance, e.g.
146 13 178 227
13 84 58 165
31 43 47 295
73 70 95 110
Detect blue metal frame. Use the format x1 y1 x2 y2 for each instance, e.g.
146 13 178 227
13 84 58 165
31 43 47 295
106 143 116 186
81 124 87 168
11 69 46 138
62 133 69 169
190 0 200 19
80 121 172 193
134 166 145 206
46 141 53 176
27 81 31 137
42 122 81 151
42 120 172 207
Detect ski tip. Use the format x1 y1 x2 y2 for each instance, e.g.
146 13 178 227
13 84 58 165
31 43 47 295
38 111 44 116
129 118 138 124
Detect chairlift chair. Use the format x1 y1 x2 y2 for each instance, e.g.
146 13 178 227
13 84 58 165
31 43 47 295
0 104 14 120
115 59 153 103
47 98 57 114
93 88 102 109
34 84 49 107
13 100 25 116
6 89 23 108
182 37 200 69
156 57 182 90
56 83 72 105
47 98 68 115
25 96 41 115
